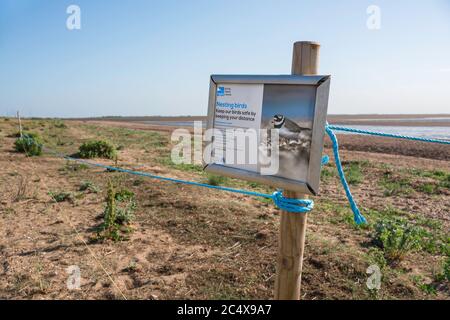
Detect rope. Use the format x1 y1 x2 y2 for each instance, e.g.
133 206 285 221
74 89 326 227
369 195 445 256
44 148 315 213
39 122 448 224
325 124 367 225
327 124 450 145
325 123 449 224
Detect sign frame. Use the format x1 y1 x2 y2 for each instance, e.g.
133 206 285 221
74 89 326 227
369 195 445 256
204 74 331 195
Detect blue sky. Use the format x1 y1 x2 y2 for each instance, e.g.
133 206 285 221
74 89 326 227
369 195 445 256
0 0 449 117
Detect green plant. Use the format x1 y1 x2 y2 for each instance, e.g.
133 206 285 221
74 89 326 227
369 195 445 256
158 155 203 173
247 181 262 188
435 257 450 282
320 166 336 181
78 140 117 159
367 247 387 270
53 120 67 128
132 179 144 186
97 181 135 241
443 257 450 281
206 174 228 186
374 217 422 264
48 191 73 203
114 188 136 224
13 175 29 202
59 162 89 172
417 183 439 194
412 275 437 295
14 133 43 156
79 181 100 193
343 162 364 185
380 172 413 196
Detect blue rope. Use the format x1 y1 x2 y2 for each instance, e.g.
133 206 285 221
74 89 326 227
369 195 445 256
327 125 450 145
322 123 449 224
44 148 314 213
41 123 448 224
324 124 367 225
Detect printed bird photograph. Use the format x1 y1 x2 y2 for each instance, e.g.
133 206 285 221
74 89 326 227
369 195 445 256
260 84 315 181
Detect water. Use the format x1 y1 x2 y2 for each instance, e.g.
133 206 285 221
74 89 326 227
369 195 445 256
142 121 450 141
336 125 450 141
344 117 450 123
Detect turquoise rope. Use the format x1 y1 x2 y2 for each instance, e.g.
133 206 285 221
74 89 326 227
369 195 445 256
327 125 450 145
41 123 448 224
44 148 314 213
325 124 367 225
323 123 449 224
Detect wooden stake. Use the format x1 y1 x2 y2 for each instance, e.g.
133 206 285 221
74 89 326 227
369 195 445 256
17 110 23 137
274 41 320 300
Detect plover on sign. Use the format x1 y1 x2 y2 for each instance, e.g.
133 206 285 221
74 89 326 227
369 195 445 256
271 114 312 141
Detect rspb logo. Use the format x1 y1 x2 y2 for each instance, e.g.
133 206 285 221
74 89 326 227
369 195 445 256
217 86 231 96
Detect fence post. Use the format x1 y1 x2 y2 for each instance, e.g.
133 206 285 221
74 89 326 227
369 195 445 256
274 41 320 300
17 110 23 137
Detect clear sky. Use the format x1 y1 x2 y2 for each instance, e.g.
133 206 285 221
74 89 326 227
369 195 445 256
1 0 449 118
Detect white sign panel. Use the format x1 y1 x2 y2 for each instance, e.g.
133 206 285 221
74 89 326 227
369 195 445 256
205 75 330 195
213 84 263 173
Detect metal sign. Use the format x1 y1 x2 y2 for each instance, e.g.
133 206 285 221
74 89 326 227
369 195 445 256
204 75 330 195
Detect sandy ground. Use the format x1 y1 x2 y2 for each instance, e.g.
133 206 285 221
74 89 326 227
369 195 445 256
0 118 448 300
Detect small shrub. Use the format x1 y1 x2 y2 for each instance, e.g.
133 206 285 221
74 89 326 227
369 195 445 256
441 175 450 189
206 174 228 186
79 181 100 193
343 162 364 185
374 218 421 264
114 188 136 225
417 182 439 194
412 275 437 295
78 140 117 159
320 166 336 181
14 133 43 156
247 181 262 188
158 156 203 173
435 257 450 282
367 247 387 270
115 188 135 202
132 179 144 186
48 191 73 203
53 120 67 128
13 176 29 202
60 162 89 173
97 181 135 241
380 172 413 196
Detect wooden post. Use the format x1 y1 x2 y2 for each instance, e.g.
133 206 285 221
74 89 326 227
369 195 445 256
274 41 320 300
17 110 23 137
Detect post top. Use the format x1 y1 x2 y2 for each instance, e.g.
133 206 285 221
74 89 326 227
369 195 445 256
293 41 320 47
